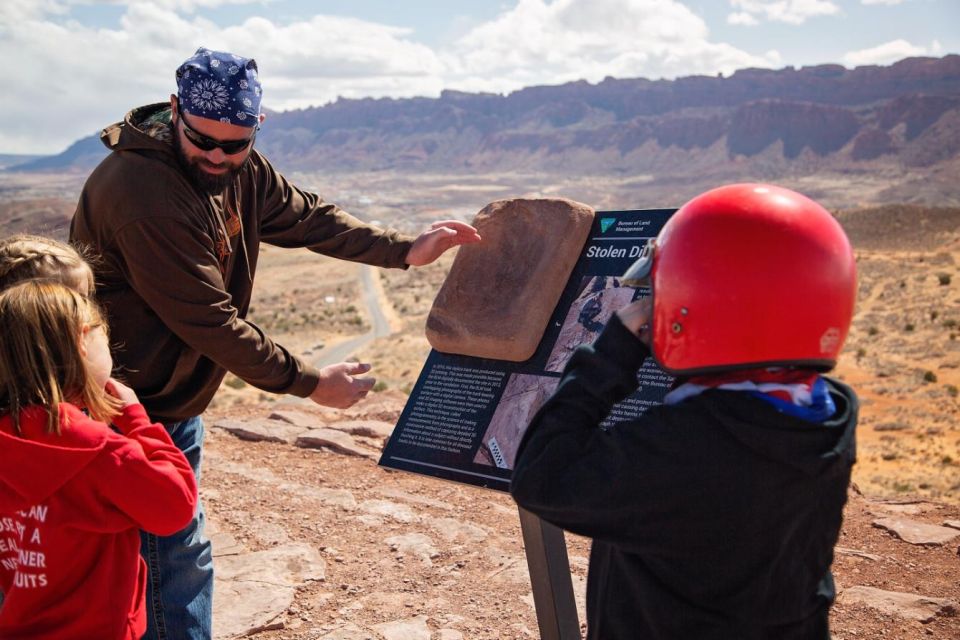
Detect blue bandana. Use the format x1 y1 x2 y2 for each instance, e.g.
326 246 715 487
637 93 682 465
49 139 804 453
175 47 262 127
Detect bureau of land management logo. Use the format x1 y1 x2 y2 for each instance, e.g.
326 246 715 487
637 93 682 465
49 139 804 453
599 217 617 233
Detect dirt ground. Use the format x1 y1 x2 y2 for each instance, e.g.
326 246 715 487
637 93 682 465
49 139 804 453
201 204 960 639
203 398 960 639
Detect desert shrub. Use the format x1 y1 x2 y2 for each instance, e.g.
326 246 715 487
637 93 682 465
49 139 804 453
943 319 957 329
938 273 951 286
947 384 959 398
930 310 939 321
224 375 246 389
905 323 915 332
372 380 388 392
856 347 866 359
922 370 938 383
868 326 879 336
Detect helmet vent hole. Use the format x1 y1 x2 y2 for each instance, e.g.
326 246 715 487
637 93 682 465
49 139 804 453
672 322 682 334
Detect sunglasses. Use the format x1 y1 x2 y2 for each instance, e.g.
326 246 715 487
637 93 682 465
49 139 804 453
176 102 258 155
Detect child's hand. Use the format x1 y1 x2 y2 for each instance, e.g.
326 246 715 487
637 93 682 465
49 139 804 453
105 378 140 408
617 297 653 346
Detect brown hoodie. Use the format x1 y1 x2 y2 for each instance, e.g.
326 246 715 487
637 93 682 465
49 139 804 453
71 103 413 422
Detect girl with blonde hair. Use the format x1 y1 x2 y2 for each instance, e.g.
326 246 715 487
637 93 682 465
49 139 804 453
0 233 95 295
0 281 197 639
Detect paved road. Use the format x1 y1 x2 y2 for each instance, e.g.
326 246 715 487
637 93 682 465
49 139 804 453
312 265 392 368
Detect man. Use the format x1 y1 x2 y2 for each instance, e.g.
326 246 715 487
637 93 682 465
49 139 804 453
71 47 480 640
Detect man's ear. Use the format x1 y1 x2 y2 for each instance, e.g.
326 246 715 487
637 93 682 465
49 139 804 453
258 112 266 126
170 94 179 122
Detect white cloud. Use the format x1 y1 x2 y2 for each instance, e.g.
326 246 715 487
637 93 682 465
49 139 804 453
446 0 778 95
728 0 840 25
2 0 781 154
861 0 906 5
842 38 930 66
727 11 760 26
1 2 444 153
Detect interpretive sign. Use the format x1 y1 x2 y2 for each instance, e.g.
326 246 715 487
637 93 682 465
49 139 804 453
379 208 676 491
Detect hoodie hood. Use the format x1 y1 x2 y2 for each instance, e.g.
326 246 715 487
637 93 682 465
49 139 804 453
701 376 858 477
101 102 176 158
0 404 107 509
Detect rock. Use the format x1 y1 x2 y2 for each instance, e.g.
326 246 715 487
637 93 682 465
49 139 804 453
839 585 958 623
426 517 489 543
305 488 358 510
377 488 454 511
373 615 432 640
270 408 341 428
944 519 960 531
329 419 396 441
297 428 378 459
872 517 960 546
385 533 439 565
212 543 325 638
210 418 303 444
316 622 374 639
434 630 464 640
209 530 245 557
213 580 294 639
426 198 595 362
359 499 418 524
835 546 882 562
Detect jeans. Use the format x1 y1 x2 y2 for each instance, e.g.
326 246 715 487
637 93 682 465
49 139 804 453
140 415 214 640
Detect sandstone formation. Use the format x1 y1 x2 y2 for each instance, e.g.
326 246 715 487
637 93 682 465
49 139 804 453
425 198 595 361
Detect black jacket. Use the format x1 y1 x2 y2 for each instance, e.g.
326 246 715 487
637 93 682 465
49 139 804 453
511 315 857 640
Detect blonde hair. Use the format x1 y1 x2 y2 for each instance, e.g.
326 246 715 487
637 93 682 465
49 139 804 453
0 234 95 293
0 281 121 434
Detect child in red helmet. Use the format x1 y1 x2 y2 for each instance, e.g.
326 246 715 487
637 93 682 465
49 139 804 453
511 183 858 640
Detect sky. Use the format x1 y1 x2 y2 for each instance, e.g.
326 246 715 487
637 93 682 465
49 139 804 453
2 0 957 155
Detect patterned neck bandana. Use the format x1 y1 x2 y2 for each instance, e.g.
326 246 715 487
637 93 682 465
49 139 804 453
176 47 262 127
664 368 837 423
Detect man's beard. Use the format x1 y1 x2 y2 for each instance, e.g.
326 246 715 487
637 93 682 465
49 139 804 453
173 133 248 194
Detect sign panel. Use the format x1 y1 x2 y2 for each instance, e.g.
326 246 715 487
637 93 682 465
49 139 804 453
379 209 676 491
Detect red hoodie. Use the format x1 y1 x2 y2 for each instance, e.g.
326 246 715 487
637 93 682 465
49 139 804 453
0 403 197 639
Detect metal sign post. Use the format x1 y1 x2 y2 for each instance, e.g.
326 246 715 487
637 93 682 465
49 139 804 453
518 507 581 639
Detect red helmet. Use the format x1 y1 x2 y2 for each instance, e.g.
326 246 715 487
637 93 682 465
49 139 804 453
623 183 856 375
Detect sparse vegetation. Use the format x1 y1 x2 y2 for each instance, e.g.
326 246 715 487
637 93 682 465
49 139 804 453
938 273 952 286
922 370 938 383
904 323 915 331
224 375 247 390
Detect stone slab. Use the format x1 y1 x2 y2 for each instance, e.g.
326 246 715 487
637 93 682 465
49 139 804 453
426 198 595 361
839 585 958 623
296 428 378 459
210 418 302 445
872 516 960 546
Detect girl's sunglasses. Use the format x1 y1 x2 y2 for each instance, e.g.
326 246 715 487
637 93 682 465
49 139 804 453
176 102 258 155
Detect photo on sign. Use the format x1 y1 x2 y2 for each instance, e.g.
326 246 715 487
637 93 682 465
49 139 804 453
545 275 639 373
473 373 559 470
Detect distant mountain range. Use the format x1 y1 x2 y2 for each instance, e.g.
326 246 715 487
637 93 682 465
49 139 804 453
10 55 960 184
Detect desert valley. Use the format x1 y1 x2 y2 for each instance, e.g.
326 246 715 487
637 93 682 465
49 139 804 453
2 56 959 638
